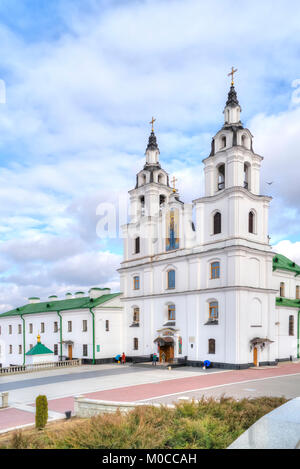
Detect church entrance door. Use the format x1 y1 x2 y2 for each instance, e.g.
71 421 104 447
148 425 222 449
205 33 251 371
68 345 73 361
159 344 174 363
253 347 258 367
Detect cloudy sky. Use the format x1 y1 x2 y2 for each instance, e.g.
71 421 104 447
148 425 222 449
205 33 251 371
0 0 299 311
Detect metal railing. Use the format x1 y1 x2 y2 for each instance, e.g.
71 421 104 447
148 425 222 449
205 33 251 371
0 358 82 376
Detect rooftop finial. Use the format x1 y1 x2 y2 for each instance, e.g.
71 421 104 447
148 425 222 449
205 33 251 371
149 116 156 132
146 118 159 153
37 333 41 343
171 175 178 193
228 66 238 86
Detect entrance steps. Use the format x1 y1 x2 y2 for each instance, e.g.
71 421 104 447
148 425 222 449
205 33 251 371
131 361 186 369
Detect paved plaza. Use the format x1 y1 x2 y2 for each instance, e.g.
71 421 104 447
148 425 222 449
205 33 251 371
1 361 300 433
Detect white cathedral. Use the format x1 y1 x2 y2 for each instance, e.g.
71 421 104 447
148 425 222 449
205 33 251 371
0 78 299 370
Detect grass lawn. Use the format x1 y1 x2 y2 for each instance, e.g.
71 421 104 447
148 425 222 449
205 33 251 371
1 396 287 449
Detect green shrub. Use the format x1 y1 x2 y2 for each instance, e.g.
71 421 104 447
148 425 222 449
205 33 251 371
4 396 286 449
35 395 48 430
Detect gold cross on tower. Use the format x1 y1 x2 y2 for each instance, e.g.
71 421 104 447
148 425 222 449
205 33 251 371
228 66 238 86
171 176 178 193
149 117 156 132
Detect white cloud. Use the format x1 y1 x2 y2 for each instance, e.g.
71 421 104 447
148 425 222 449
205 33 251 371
272 240 300 266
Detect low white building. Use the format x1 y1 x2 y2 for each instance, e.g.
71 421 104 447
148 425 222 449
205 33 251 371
0 288 123 368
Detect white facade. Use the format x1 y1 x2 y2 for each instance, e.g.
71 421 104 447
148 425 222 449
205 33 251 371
119 84 300 368
0 290 123 367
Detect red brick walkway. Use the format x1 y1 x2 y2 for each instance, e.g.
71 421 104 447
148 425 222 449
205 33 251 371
0 407 34 431
82 362 300 402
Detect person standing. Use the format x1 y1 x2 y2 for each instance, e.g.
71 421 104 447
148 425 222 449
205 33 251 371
121 352 126 364
152 353 158 366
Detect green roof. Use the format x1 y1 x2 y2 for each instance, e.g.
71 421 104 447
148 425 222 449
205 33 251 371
26 342 53 356
273 253 300 276
0 293 121 318
276 297 300 309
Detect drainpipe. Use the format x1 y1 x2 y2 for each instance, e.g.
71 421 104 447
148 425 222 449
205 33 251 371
20 314 26 366
57 311 63 359
298 310 300 359
89 308 95 365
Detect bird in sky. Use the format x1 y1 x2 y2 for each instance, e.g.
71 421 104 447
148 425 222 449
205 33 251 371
266 181 274 185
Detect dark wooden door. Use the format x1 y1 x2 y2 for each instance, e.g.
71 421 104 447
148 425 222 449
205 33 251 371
68 345 73 360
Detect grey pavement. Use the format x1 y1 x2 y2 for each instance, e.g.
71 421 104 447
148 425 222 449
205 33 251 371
0 364 223 405
141 373 300 405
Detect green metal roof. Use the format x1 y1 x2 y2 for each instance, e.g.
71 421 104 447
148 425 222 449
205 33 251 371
0 293 121 318
273 253 300 276
276 297 300 309
26 342 53 356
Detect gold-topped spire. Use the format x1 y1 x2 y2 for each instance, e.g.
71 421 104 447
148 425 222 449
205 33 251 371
37 333 41 343
228 66 238 86
149 116 156 132
171 176 178 193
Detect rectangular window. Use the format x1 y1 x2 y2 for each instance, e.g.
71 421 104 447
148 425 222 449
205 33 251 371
289 316 294 336
105 320 109 332
68 321 72 332
83 344 88 357
280 282 285 297
296 286 300 300
209 302 219 320
54 322 58 333
167 270 175 289
29 323 33 334
133 308 140 324
9 345 12 354
19 345 22 355
82 320 87 332
135 237 140 254
9 325 12 335
133 338 139 350
54 344 58 356
168 304 176 321
41 322 45 333
211 262 220 279
30 344 33 350
133 276 140 290
18 324 22 334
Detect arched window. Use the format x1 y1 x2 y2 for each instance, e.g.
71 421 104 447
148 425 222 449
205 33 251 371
208 339 216 354
289 316 294 336
133 307 140 324
249 211 255 234
159 194 166 206
211 262 220 279
135 237 140 254
133 338 139 350
168 304 176 321
221 136 226 149
209 301 219 320
217 164 225 190
244 163 250 189
167 270 175 289
133 276 140 290
280 282 285 297
213 212 221 234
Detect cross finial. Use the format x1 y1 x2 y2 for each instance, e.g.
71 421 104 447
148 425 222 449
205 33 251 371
228 66 238 86
149 116 156 132
171 176 177 193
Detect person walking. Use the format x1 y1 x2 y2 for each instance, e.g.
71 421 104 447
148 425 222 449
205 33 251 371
121 352 126 365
